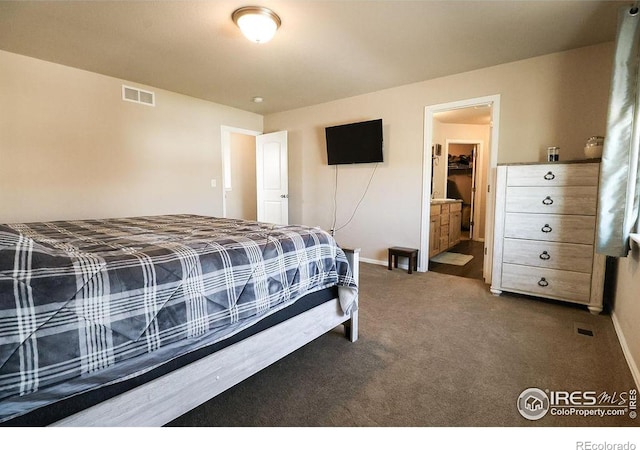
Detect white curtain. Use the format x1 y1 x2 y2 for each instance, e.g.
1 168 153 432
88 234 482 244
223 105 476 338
596 6 640 257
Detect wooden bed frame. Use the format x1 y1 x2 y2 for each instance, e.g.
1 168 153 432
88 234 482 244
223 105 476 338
50 248 360 426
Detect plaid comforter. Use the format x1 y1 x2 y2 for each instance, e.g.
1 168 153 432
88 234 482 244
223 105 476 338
0 215 357 403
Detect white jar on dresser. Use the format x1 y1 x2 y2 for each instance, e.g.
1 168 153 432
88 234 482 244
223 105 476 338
490 161 606 314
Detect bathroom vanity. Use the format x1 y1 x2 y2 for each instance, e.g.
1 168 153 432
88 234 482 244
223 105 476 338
429 199 463 257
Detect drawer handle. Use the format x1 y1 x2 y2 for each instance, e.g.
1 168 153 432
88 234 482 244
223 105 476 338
542 196 554 205
544 171 555 180
541 224 552 233
538 277 549 287
539 251 551 260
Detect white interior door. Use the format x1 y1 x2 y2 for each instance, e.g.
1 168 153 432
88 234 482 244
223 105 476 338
256 131 288 225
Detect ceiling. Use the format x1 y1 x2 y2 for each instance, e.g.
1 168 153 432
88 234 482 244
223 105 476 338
0 1 627 115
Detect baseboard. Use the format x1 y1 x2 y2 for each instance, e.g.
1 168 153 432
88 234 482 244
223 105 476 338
611 311 640 390
359 257 385 266
360 257 414 271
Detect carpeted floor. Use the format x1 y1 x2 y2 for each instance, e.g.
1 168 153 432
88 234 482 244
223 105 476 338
167 263 637 427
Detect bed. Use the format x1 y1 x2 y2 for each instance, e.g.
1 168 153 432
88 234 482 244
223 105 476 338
0 214 359 426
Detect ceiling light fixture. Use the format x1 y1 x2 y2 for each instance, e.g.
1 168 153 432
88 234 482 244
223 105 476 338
232 6 281 44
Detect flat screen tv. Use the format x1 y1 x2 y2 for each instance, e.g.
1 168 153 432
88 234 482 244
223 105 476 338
325 119 383 165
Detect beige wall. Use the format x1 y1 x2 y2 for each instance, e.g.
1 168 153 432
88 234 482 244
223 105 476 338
613 250 640 387
0 50 262 223
225 132 257 221
265 42 613 262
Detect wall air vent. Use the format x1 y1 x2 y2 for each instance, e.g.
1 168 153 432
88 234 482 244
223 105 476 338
122 85 155 106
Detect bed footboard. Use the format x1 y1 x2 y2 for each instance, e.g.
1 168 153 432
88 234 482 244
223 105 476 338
52 298 350 426
342 247 360 343
50 246 361 427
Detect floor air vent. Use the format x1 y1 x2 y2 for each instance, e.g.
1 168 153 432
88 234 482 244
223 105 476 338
122 85 155 106
574 323 595 337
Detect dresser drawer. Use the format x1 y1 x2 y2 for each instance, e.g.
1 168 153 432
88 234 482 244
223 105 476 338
430 204 441 217
504 213 595 245
505 186 597 215
440 213 450 226
507 163 599 187
502 238 593 273
501 263 591 303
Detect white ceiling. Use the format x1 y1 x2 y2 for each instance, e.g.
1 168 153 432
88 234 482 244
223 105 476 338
0 1 626 115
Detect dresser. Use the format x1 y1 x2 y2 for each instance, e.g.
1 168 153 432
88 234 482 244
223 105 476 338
430 199 463 257
490 161 605 314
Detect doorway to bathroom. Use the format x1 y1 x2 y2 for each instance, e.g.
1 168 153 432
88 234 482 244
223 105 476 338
420 95 500 283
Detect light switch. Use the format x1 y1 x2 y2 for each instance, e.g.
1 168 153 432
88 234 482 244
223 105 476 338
210 179 217 188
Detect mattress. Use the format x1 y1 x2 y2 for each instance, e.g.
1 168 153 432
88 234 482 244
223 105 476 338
0 215 357 423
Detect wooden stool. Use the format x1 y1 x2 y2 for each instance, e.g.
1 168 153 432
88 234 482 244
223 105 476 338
388 247 418 274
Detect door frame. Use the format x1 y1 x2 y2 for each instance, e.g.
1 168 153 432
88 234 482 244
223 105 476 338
419 94 500 283
220 126 261 218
